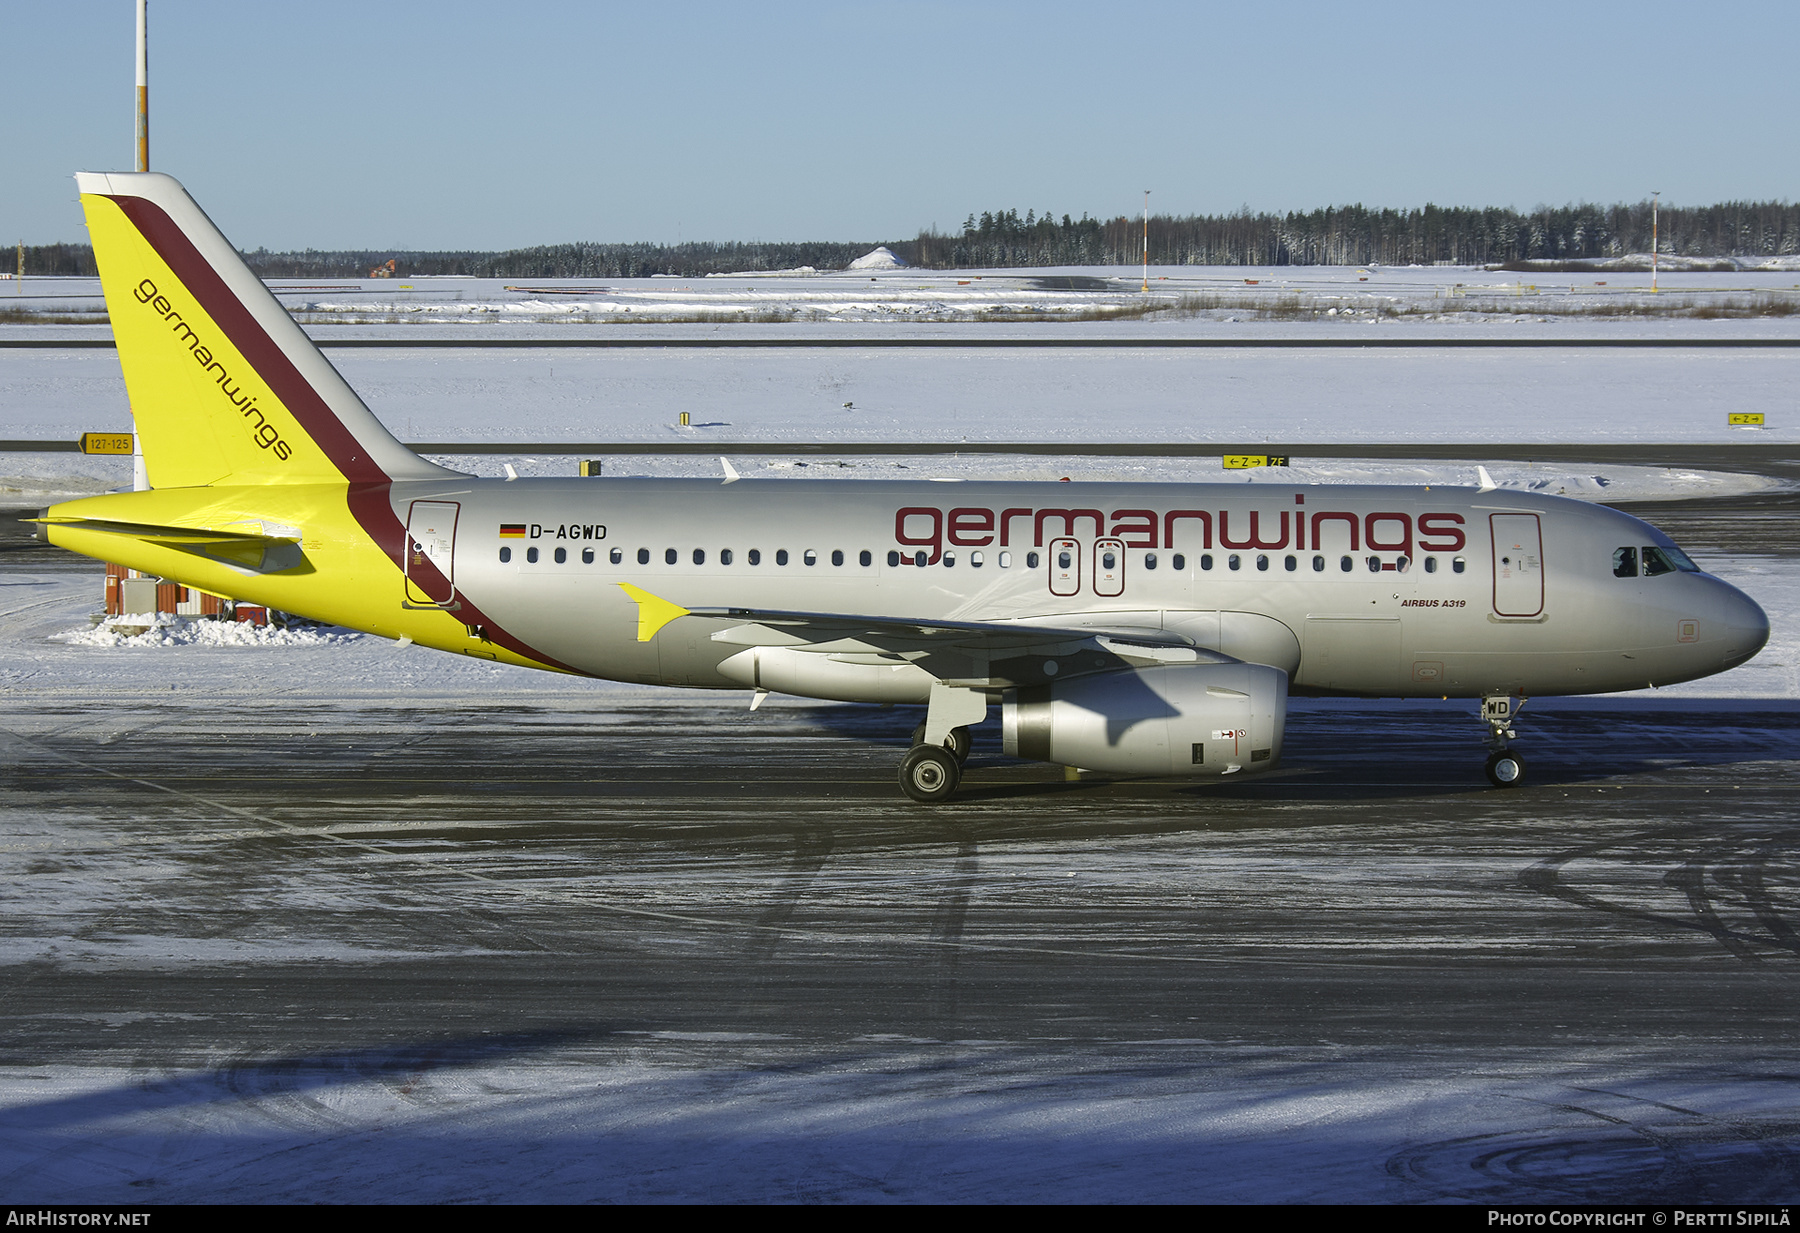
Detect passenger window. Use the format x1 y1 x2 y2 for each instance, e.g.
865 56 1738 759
860 550 872 566
1284 554 1296 572
1452 557 1466 574
1200 554 1212 570
1228 554 1241 571
887 550 901 567
1026 552 1040 568
777 549 789 566
970 551 983 567
1100 550 1115 569
831 549 844 566
943 552 956 567
1613 547 1637 578
1312 554 1325 572
527 547 539 564
1396 555 1410 573
1172 554 1186 570
499 546 512 563
915 550 929 567
1000 551 1012 568
803 549 817 566
721 548 733 565
1256 554 1268 571
609 548 622 565
637 548 650 565
1424 556 1437 574
554 547 567 564
1144 553 1157 570
1057 550 1072 569
664 548 677 565
693 548 705 565
1340 556 1353 572
1367 556 1381 572
748 549 761 565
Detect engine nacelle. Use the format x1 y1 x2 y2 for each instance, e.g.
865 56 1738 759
1003 662 1287 778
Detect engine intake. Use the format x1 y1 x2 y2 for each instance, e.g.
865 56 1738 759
1003 662 1287 777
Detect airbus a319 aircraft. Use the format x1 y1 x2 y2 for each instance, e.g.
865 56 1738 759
40 173 1770 801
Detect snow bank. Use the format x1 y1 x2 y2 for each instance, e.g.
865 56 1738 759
56 614 363 649
848 247 906 270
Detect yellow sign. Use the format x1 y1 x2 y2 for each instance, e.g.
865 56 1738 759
1728 412 1766 427
80 432 135 455
1223 454 1291 469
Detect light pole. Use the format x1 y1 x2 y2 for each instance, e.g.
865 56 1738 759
1650 191 1660 294
136 0 148 173
1141 190 1150 293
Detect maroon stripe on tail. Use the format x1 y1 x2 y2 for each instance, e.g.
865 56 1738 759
110 192 588 677
110 194 390 484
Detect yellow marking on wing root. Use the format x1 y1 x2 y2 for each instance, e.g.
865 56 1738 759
617 582 690 642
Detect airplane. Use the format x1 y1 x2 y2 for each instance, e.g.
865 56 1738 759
37 172 1771 802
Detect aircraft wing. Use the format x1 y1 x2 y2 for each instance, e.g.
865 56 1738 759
617 583 1229 689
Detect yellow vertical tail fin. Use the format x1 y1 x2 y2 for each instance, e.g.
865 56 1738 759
76 171 452 489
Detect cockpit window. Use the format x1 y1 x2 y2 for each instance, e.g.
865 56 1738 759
1663 546 1701 573
1613 546 1638 578
1641 546 1699 576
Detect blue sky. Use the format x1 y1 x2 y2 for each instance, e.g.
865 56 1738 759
6 1 1797 249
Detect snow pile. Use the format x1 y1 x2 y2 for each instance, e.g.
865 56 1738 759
848 247 906 271
56 614 363 649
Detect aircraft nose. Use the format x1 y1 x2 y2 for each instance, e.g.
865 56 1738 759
1713 578 1770 668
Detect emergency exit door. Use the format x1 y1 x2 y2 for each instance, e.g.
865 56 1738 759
405 500 461 608
1049 538 1080 597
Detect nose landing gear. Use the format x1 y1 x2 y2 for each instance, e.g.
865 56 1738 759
1482 695 1526 788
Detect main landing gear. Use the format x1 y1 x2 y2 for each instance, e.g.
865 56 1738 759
900 723 973 803
1482 695 1526 788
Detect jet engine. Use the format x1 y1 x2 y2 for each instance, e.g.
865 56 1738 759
1003 662 1287 777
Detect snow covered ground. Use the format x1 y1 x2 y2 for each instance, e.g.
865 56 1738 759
3 305 1798 1202
11 262 1800 325
3 332 1796 454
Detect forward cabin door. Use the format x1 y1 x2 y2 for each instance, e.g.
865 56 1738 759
405 500 461 608
1490 513 1544 618
1049 538 1081 597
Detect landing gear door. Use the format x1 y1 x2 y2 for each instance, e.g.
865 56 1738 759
1049 537 1080 598
405 500 461 609
1490 513 1543 617
1093 537 1125 597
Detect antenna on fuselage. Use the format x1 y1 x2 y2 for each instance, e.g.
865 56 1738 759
720 457 741 485
1476 465 1498 493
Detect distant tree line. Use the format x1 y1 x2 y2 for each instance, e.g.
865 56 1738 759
900 201 1800 268
13 198 1796 277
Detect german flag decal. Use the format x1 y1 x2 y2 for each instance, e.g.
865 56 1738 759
499 523 527 538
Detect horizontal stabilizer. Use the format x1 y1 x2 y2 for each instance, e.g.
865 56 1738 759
36 515 308 573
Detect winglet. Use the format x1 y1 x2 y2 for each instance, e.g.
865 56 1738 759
618 582 690 642
720 457 741 484
1476 465 1498 493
